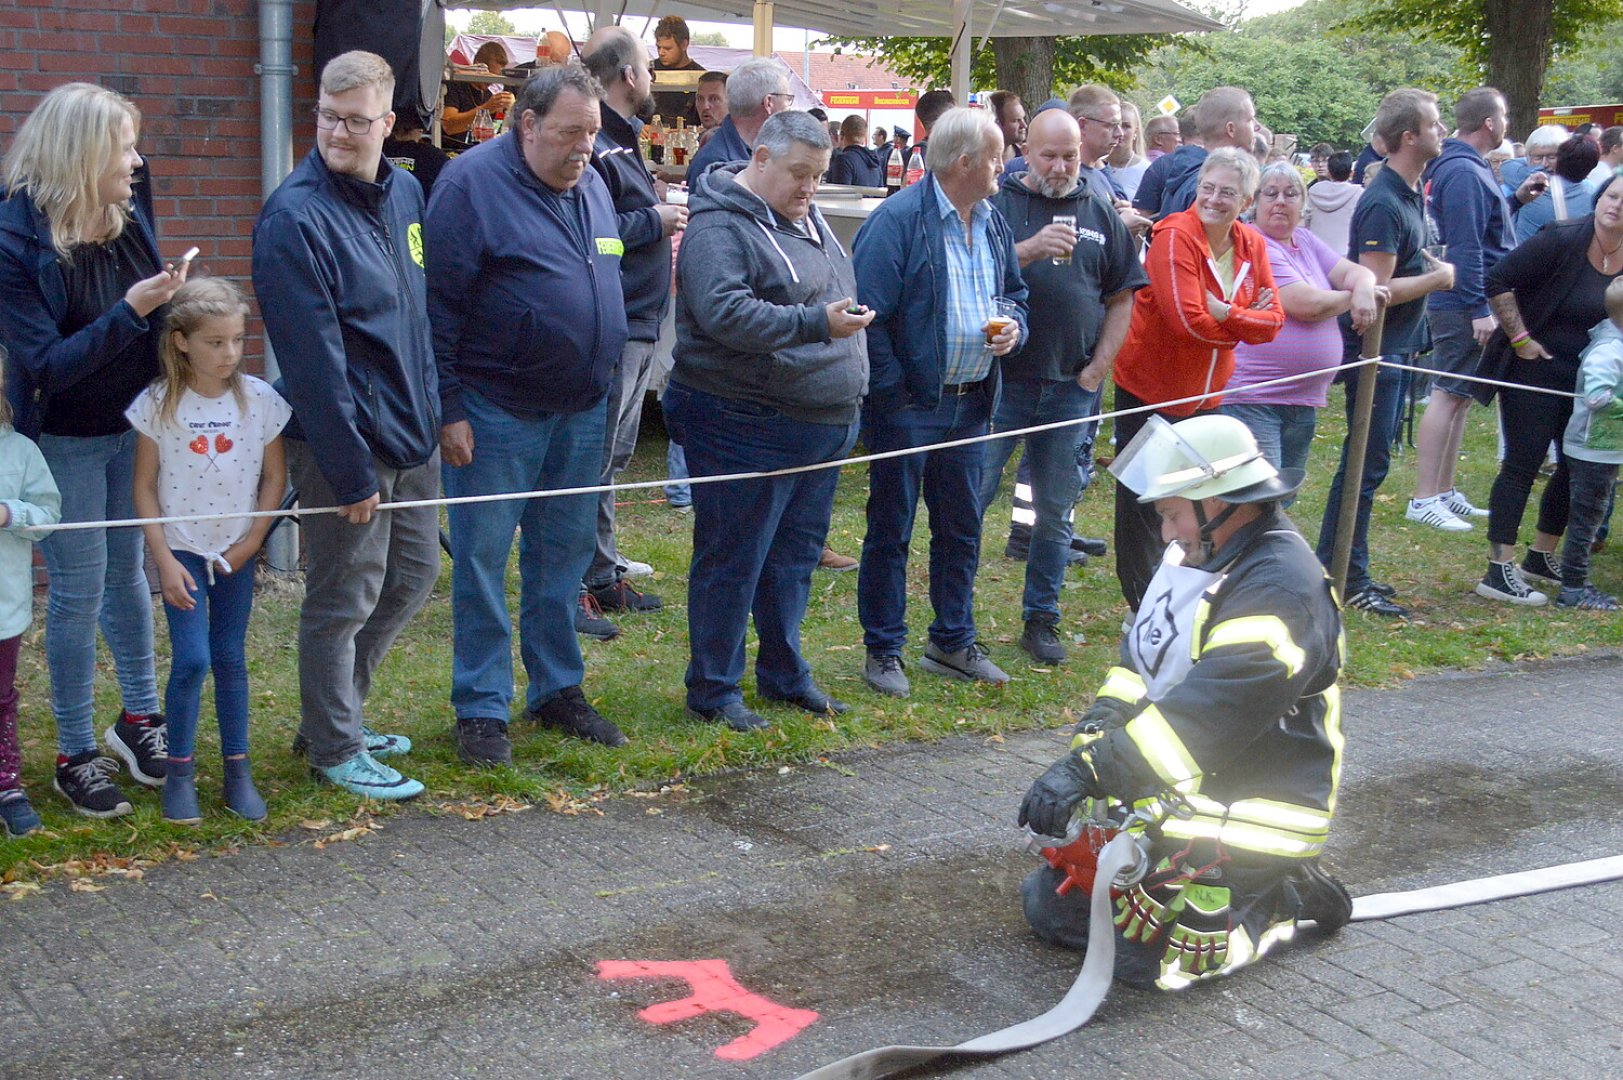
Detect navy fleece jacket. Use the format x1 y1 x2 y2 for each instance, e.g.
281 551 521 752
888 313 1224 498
425 132 628 424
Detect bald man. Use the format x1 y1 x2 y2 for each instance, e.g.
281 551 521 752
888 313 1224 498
982 108 1146 662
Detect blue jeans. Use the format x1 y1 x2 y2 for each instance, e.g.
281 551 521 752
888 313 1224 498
1315 359 1411 593
38 432 159 755
859 383 992 655
978 378 1099 624
664 429 691 507
665 383 855 711
1221 402 1317 506
445 389 606 720
161 550 254 759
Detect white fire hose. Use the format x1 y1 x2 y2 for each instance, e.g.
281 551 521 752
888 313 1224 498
794 840 1623 1080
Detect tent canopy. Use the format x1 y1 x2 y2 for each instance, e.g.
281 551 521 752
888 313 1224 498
447 0 1224 41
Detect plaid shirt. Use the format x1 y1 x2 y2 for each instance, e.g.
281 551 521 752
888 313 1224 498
934 182 999 385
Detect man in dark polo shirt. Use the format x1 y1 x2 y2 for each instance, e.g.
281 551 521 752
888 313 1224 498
980 107 1145 663
1314 88 1454 618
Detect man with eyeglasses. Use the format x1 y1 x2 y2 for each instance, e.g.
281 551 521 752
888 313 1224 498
687 57 793 180
252 51 439 800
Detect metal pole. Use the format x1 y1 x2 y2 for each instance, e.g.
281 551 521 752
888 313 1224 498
257 0 298 573
1329 305 1386 598
949 0 972 103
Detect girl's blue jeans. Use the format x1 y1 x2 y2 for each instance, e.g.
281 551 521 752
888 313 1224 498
161 549 254 759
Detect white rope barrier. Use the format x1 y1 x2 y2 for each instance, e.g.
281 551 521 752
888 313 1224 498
28 347 1583 537
30 358 1380 535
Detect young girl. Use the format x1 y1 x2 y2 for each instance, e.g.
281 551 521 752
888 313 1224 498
0 347 62 837
128 278 290 823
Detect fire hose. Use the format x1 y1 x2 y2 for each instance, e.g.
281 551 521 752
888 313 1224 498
793 816 1623 1080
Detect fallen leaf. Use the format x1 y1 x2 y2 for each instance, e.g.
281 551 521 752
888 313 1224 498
300 818 331 831
69 879 105 893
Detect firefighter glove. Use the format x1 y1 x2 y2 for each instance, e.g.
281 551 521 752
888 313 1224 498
1018 752 1104 838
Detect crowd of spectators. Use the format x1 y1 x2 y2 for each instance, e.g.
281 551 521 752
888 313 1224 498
2 42 1622 831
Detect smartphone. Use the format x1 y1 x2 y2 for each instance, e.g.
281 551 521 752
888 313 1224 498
180 246 200 269
846 303 868 316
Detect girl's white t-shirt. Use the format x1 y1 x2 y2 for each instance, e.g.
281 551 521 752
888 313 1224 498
125 375 291 556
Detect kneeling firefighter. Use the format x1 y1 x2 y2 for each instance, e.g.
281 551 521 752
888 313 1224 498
1018 413 1353 990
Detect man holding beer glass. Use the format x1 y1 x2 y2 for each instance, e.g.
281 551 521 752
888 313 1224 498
980 107 1146 664
853 107 1028 696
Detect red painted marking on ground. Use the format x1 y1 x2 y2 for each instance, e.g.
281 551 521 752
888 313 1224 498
596 958 819 1060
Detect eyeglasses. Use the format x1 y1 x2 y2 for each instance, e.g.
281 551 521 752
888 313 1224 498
1258 187 1303 202
767 92 795 106
1079 115 1125 133
1196 182 1242 202
1527 151 1559 164
314 107 387 135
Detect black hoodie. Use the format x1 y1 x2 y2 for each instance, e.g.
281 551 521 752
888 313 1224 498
990 172 1147 382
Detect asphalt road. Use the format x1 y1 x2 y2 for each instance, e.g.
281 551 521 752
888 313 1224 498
3 653 1621 1079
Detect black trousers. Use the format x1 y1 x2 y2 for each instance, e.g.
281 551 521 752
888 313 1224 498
1489 383 1573 548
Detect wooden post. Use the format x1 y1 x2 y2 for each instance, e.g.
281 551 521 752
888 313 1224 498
1329 304 1387 599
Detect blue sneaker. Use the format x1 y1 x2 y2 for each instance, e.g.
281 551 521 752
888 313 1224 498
315 750 423 801
0 790 42 837
291 725 411 758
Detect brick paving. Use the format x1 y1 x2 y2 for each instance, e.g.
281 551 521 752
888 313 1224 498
2 654 1620 1078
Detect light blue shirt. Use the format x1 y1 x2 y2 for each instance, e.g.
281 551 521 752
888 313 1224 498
933 181 999 385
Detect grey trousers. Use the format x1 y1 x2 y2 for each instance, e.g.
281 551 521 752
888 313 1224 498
587 338 657 587
289 441 442 767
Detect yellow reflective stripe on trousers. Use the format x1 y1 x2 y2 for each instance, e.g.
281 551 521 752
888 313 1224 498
1158 796 1331 857
1199 615 1306 678
1123 706 1201 792
1096 666 1147 705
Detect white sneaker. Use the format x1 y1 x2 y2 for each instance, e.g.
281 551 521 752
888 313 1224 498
622 559 654 578
1443 489 1488 518
1406 496 1472 532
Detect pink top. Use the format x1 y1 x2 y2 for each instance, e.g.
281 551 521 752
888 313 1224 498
1226 227 1345 407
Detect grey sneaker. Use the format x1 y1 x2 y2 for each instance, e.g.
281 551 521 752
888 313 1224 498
863 654 910 697
920 640 1010 684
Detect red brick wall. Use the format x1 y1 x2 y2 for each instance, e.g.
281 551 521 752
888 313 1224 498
0 0 320 368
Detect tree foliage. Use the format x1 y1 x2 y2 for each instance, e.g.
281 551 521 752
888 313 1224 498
1340 0 1623 135
465 11 519 37
814 32 1172 97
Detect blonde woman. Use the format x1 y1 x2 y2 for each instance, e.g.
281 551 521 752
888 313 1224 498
0 83 188 817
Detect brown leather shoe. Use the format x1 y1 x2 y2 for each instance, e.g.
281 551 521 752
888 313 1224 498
818 545 858 572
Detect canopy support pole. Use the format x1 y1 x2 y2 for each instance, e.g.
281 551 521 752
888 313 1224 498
950 0 972 102
754 0 774 56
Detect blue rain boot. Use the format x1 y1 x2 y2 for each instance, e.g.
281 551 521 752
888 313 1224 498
222 756 266 821
162 758 201 824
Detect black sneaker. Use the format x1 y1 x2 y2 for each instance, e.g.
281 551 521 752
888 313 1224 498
574 592 621 640
1002 537 1086 566
527 686 628 746
1292 859 1353 934
1520 549 1562 584
588 578 663 613
1345 587 1409 618
454 717 513 768
1366 581 1398 598
1071 535 1108 557
53 751 133 818
1019 619 1067 663
687 701 771 731
1475 560 1548 606
105 713 167 786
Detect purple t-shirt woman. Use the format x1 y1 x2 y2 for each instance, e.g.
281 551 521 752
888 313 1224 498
1226 227 1345 406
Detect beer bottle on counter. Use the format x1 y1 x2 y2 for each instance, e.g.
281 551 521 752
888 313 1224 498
471 108 495 143
904 147 924 187
885 145 903 194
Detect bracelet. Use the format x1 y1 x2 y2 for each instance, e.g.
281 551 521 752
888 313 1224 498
1509 331 1531 347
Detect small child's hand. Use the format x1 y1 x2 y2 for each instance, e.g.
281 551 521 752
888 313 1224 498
1586 390 1616 412
160 560 198 611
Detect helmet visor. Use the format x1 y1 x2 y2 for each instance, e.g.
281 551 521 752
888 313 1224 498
1109 414 1263 503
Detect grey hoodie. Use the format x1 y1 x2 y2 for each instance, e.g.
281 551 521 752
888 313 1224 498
1304 179 1362 259
672 162 869 426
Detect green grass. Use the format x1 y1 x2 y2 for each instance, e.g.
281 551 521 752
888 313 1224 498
4 393 1620 884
